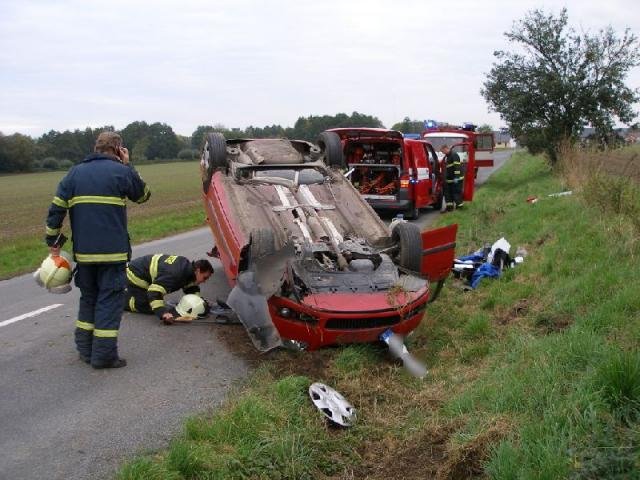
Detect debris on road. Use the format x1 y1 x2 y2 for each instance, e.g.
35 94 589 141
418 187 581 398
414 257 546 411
308 383 356 427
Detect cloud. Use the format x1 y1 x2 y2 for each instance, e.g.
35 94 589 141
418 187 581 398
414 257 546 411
1 0 638 136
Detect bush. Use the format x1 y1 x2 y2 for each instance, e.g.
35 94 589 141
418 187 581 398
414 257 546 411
177 148 198 160
58 159 73 170
41 157 60 170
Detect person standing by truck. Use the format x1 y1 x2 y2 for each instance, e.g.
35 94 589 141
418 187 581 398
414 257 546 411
45 131 151 369
440 145 464 210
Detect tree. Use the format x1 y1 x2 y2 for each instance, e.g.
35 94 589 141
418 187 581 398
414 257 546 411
121 121 150 152
477 124 493 133
391 117 424 134
0 132 36 172
145 122 180 160
482 8 640 162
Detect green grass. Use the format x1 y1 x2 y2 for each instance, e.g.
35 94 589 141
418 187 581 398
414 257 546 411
116 151 640 479
0 161 205 279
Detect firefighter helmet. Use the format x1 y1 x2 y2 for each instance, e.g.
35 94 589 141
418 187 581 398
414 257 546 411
175 294 206 319
34 251 74 293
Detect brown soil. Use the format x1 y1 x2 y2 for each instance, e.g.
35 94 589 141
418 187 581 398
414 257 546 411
212 323 334 379
350 418 510 480
498 298 530 325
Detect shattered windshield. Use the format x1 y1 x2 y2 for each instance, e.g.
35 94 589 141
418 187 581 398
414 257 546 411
253 168 326 185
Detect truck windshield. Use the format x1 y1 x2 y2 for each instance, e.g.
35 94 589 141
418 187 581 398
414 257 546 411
423 136 467 150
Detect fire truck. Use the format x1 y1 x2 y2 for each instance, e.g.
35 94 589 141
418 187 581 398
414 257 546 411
420 121 495 199
319 128 478 219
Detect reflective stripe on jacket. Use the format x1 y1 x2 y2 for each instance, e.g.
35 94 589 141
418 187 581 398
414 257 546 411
45 153 150 263
445 151 464 181
126 254 199 318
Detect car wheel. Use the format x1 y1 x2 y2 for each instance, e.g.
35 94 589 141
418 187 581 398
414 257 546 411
201 132 227 191
250 228 275 261
317 131 345 169
392 222 422 272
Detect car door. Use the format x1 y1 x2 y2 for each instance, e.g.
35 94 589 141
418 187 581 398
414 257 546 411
410 141 431 207
420 224 458 282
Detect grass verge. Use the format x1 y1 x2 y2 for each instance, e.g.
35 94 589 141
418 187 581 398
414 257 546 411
117 150 639 479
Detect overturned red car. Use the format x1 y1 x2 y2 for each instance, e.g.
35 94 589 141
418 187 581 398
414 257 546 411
200 134 457 351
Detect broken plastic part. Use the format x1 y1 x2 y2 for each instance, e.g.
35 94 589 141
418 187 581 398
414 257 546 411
548 191 572 197
227 271 283 352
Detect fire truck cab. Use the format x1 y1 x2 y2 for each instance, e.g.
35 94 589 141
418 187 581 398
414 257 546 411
421 123 495 200
320 128 446 219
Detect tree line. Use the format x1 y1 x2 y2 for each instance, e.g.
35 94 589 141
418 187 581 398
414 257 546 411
0 112 383 174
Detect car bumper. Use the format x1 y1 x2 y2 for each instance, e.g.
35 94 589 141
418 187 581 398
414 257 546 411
268 288 430 350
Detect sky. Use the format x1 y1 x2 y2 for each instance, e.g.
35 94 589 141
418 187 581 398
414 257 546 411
1 0 639 138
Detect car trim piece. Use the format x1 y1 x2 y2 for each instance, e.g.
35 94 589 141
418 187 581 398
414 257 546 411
422 241 457 256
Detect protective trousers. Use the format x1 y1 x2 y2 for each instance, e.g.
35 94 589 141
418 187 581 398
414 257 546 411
444 181 463 209
74 263 126 367
123 285 154 314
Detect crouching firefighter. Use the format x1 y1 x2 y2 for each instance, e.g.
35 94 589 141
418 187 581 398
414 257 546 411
124 255 214 324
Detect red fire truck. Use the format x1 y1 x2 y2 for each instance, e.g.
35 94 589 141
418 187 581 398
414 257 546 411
421 122 495 200
320 128 481 219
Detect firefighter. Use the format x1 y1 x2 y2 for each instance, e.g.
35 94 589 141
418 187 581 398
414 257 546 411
440 145 464 210
124 255 214 324
45 131 150 369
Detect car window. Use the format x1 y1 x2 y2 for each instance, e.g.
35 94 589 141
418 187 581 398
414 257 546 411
253 168 326 185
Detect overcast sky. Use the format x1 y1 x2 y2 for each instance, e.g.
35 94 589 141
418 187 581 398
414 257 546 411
1 0 639 138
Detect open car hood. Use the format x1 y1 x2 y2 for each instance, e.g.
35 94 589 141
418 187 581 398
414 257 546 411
327 128 404 142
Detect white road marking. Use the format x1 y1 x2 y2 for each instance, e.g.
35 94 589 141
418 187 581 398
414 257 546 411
0 304 64 328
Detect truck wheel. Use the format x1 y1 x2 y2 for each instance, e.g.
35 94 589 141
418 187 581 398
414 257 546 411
317 131 345 169
405 203 419 220
250 228 275 261
202 132 227 191
433 192 445 211
392 222 422 272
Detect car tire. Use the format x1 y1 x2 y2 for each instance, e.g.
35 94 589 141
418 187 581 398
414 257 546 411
392 222 422 272
202 132 227 191
317 131 345 169
250 228 275 261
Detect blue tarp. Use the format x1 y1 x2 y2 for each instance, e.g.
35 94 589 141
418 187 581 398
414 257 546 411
470 262 501 289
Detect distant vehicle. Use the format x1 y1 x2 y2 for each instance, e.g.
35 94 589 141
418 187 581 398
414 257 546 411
421 122 495 188
318 128 453 219
200 134 457 351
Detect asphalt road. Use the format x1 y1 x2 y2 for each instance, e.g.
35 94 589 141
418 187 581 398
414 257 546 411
0 231 247 480
0 150 512 480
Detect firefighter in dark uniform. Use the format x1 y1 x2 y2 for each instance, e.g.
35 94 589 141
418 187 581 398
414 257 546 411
124 255 214 324
440 145 464 210
45 132 150 369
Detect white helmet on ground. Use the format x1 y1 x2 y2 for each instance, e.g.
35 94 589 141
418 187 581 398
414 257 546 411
34 251 74 294
175 294 206 319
